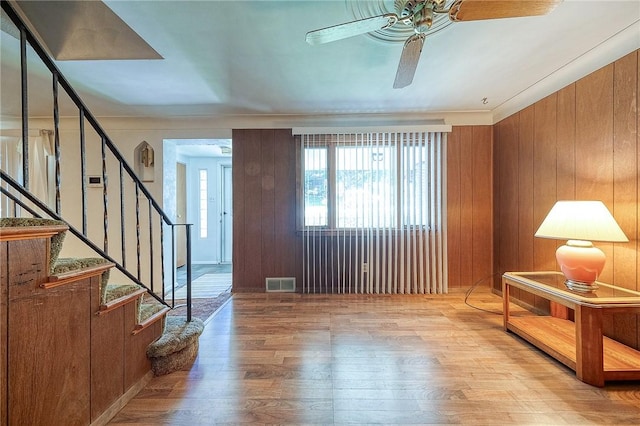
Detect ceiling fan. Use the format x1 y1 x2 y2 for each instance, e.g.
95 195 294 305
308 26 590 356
306 0 562 89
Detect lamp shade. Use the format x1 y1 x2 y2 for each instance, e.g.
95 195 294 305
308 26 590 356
534 201 628 243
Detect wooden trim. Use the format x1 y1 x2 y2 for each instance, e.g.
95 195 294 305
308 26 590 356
0 225 67 242
43 262 114 289
132 308 169 335
97 288 147 315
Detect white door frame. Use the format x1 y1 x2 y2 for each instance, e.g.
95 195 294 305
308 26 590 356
220 164 232 263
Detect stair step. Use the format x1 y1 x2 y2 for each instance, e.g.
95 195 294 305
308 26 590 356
45 257 113 290
98 283 147 314
147 316 205 376
133 303 170 335
0 218 67 271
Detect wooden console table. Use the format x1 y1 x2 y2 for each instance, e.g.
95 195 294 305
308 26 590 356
502 271 640 387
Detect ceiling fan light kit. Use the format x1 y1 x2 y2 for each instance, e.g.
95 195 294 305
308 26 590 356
306 0 563 88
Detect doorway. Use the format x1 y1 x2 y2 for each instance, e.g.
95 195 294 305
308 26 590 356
164 138 232 299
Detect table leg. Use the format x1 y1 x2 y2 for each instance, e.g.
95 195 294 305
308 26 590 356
502 279 509 331
575 305 604 387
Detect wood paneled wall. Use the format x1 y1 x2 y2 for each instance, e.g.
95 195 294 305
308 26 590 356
232 129 298 292
233 127 494 293
493 50 639 349
447 126 494 289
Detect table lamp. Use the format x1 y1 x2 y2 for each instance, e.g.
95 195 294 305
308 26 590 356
534 200 628 292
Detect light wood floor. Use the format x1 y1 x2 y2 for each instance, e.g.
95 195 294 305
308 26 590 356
110 288 640 425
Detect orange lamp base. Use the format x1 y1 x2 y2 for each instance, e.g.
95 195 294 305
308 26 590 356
555 240 605 293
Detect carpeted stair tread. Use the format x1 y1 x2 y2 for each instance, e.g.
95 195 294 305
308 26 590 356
138 303 167 322
147 316 204 358
102 283 146 307
0 217 67 271
51 257 113 288
147 316 204 376
133 303 170 334
54 257 110 274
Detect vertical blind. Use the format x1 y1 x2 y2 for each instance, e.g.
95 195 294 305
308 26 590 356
300 132 447 294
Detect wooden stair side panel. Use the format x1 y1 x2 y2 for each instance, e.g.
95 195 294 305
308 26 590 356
2 227 172 423
0 241 7 426
123 301 164 391
7 236 91 425
90 274 125 423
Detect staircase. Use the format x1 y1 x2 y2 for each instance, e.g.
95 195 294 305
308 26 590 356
0 220 203 425
0 2 205 425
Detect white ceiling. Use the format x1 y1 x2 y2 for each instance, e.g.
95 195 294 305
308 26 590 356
2 0 639 125
172 138 232 157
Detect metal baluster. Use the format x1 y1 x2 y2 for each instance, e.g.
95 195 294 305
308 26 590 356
120 163 126 267
148 199 154 292
171 225 176 307
186 224 192 322
135 182 141 280
20 25 29 191
52 72 61 214
102 136 108 253
160 216 165 300
79 108 87 235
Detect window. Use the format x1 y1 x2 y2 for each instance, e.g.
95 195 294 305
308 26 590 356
199 169 208 238
301 133 434 230
298 131 448 295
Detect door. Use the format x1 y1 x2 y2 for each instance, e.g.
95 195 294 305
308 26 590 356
221 165 232 263
176 162 187 267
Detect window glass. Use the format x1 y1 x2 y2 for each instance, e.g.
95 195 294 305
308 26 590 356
304 148 327 226
199 169 208 238
336 145 395 228
402 144 429 227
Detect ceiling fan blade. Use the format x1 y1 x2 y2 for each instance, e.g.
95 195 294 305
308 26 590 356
306 13 398 45
449 0 562 22
393 34 425 89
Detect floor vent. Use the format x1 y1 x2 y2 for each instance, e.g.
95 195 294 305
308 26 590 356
265 277 295 293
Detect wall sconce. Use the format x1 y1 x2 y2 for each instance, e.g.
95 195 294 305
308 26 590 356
135 141 155 182
140 142 154 167
534 200 628 292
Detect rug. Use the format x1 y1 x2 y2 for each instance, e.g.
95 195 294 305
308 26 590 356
167 290 231 323
172 273 232 299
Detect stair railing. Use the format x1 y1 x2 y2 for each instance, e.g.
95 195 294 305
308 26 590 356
0 1 193 321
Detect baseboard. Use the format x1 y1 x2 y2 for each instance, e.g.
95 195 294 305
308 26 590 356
90 370 154 426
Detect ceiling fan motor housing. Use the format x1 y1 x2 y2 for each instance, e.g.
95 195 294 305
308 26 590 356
395 0 437 33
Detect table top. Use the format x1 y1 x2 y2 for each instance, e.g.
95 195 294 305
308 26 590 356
503 271 640 306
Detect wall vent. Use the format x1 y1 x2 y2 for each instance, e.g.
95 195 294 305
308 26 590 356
265 277 295 293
